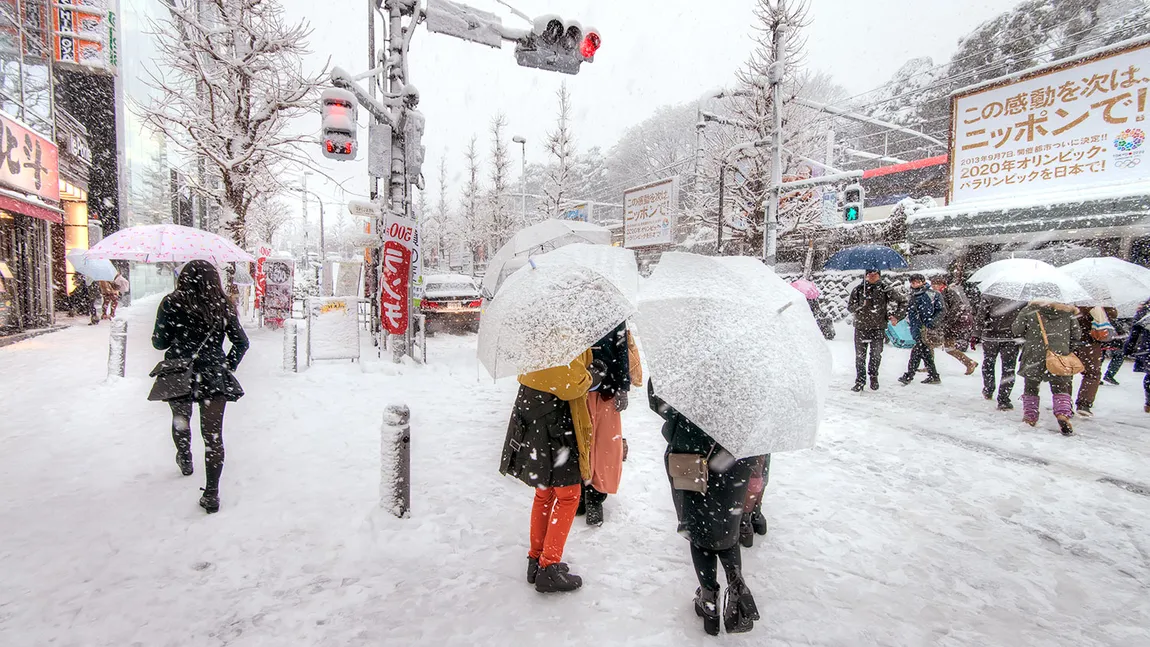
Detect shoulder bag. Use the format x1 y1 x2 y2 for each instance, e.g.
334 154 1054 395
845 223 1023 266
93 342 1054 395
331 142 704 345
667 443 717 494
1036 313 1085 377
147 322 217 402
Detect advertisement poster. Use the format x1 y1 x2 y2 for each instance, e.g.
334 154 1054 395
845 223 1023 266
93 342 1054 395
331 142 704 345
381 213 416 335
262 259 293 329
951 41 1149 204
623 178 676 248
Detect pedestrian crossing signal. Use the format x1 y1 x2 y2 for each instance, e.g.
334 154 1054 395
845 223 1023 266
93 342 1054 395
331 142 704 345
842 183 864 223
844 205 860 221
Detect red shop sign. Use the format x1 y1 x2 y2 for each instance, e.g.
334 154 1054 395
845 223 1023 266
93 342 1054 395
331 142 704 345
0 111 59 202
381 240 411 335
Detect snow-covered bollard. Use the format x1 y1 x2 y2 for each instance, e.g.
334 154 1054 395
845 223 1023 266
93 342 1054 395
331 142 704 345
381 404 411 518
107 320 127 379
282 320 298 373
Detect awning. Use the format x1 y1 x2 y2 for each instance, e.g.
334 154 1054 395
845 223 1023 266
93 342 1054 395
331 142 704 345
907 182 1150 245
0 187 65 224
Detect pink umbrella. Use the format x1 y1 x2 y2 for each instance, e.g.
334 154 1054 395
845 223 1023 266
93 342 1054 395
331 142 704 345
87 224 255 264
790 279 820 300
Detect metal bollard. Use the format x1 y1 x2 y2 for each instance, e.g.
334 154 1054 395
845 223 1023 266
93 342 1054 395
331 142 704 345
107 319 127 378
282 320 298 372
381 404 411 518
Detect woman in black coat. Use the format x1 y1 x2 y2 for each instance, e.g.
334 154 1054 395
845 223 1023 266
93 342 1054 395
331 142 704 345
151 260 249 513
649 381 759 636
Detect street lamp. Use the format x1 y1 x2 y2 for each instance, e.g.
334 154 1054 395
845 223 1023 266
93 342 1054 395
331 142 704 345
294 178 327 293
512 135 527 223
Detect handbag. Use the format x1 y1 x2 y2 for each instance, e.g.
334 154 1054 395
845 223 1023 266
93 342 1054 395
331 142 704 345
147 324 216 402
667 443 717 494
1036 313 1085 377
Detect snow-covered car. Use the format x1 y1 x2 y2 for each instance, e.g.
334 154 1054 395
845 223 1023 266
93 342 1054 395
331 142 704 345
420 274 483 332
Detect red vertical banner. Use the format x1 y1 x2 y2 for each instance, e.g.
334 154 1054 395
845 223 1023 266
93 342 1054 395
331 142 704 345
254 244 271 309
381 241 411 335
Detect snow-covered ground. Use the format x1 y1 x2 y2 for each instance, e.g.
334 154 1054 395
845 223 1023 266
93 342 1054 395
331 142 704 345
2 297 1149 646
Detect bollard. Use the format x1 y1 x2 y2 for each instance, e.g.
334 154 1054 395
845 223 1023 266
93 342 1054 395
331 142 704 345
381 404 411 518
282 320 298 373
107 319 127 378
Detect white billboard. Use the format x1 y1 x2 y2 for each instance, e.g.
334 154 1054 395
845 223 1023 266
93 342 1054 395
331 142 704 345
624 177 677 248
950 40 1150 205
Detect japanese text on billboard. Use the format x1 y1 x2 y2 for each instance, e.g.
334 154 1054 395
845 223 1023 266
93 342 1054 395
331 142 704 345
624 178 676 248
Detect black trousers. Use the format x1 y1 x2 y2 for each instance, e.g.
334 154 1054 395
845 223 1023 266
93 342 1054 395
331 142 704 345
690 543 743 591
170 399 227 492
854 328 884 381
906 339 938 378
1023 376 1072 396
982 341 1020 403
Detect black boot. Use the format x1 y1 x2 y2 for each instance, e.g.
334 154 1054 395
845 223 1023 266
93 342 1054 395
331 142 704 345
898 373 914 385
851 380 864 392
585 501 604 527
527 558 567 584
750 508 768 536
723 577 759 634
869 376 879 391
176 451 194 476
694 586 720 636
738 514 754 548
534 563 582 593
199 488 220 514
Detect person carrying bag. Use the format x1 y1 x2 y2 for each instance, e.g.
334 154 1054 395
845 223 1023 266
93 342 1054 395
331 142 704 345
1013 301 1082 435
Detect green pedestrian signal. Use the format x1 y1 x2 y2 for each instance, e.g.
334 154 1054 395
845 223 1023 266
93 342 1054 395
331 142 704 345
844 205 860 221
842 183 864 223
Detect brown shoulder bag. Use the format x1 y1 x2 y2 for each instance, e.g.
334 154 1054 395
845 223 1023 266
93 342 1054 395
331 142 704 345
1036 313 1085 377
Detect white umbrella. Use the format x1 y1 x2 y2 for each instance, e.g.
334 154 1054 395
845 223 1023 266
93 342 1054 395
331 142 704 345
477 262 634 379
527 243 639 306
1060 257 1150 313
481 220 612 298
636 253 832 457
86 224 256 264
968 258 1091 304
65 249 118 281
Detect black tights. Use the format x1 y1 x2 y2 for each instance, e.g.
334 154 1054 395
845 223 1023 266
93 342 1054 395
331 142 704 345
690 543 743 591
170 399 227 492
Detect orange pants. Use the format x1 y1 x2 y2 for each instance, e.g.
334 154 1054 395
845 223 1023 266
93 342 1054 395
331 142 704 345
528 484 581 568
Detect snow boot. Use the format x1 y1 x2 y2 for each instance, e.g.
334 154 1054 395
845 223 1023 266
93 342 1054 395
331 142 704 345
1076 405 1093 418
585 501 604 527
723 577 759 634
750 508 768 536
898 373 914 386
982 388 994 400
694 586 720 636
869 376 879 391
527 558 568 584
739 515 754 548
1053 394 1074 436
199 488 220 514
851 380 864 393
1056 415 1075 436
1021 395 1040 427
965 361 979 376
997 400 1014 411
921 375 941 385
534 563 581 593
176 451 194 477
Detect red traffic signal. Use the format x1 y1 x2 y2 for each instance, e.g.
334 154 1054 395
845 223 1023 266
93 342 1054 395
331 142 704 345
320 88 358 161
581 30 600 60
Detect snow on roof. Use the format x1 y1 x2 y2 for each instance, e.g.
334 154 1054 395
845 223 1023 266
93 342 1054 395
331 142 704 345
908 180 1150 224
952 33 1150 97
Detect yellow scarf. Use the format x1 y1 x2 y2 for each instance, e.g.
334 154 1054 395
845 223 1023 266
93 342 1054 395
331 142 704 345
518 349 595 482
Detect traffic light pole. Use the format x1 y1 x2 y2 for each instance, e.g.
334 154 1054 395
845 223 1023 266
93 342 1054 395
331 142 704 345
764 17 785 268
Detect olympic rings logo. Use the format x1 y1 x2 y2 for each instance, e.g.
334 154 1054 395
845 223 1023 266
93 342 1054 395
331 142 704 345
1114 157 1142 169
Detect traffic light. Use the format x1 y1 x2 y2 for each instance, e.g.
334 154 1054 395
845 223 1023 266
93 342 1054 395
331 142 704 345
842 183 864 222
320 88 358 160
515 17 600 75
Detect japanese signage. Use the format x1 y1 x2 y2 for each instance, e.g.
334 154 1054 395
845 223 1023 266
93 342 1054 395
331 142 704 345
253 244 271 310
53 0 118 74
381 213 416 335
624 177 677 248
262 259 293 329
951 41 1150 204
308 297 361 362
0 111 59 202
561 203 591 222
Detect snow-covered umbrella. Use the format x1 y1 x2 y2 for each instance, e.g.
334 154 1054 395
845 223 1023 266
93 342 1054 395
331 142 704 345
481 220 612 298
636 253 832 458
477 262 635 379
526 243 639 306
1060 257 1150 314
65 249 118 281
86 224 255 265
968 258 1091 304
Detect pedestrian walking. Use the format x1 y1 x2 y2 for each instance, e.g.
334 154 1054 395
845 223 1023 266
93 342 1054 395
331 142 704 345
86 276 103 325
149 260 249 513
650 381 759 636
975 294 1025 410
1074 305 1118 417
1102 316 1130 385
1122 300 1150 413
100 273 128 319
580 322 632 527
499 349 602 593
1012 300 1082 435
847 268 905 392
899 274 944 385
931 274 979 375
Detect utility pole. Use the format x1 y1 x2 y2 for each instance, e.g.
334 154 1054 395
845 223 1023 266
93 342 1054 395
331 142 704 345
301 171 311 277
513 135 527 224
764 1 786 267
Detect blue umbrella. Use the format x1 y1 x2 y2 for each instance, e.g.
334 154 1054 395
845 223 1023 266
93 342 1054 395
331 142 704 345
823 245 908 271
66 249 118 281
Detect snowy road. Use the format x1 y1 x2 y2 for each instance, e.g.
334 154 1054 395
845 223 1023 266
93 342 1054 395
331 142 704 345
2 298 1149 646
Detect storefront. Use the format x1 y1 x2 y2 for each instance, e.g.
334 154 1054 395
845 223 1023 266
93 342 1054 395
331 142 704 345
51 109 93 310
0 111 62 333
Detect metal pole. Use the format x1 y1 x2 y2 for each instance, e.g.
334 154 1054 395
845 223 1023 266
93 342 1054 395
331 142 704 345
519 140 527 223
368 0 381 347
381 404 411 518
764 6 787 267
283 320 298 372
301 173 310 276
107 319 127 378
717 163 725 256
318 199 326 294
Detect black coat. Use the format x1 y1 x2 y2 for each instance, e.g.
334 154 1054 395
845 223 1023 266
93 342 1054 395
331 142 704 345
848 280 905 331
649 382 754 552
939 286 973 339
976 295 1025 342
591 323 631 399
500 385 582 489
151 295 249 402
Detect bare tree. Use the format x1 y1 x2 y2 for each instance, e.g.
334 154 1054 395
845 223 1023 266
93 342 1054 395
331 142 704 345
247 193 291 246
458 135 486 266
428 156 450 268
542 82 575 220
487 113 514 249
139 0 325 247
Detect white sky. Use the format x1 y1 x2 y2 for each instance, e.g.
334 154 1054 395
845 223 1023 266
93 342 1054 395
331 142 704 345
284 0 1029 212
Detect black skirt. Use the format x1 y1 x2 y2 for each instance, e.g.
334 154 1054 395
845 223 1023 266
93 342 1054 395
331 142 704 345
665 448 754 551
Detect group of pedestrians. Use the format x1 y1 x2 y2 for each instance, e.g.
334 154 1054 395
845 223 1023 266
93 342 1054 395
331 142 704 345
73 272 130 325
499 321 768 635
848 268 1150 435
